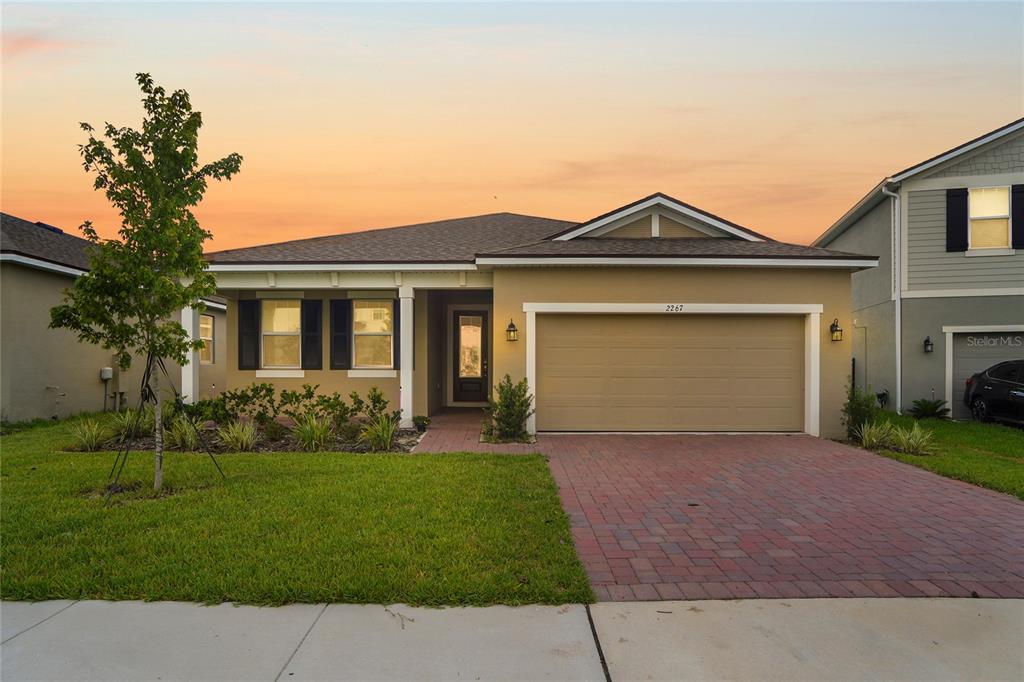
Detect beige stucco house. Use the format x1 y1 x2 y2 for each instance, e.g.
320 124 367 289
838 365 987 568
201 194 877 438
0 213 226 422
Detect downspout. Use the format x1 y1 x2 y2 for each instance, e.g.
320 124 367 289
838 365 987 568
880 181 901 413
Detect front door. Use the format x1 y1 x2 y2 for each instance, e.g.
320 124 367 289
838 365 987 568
453 310 488 402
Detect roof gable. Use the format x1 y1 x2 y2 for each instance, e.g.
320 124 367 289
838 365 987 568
551 193 769 242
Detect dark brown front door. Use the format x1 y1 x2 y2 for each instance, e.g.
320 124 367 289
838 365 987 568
453 310 488 402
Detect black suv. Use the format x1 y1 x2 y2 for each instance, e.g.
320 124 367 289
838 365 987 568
963 360 1024 426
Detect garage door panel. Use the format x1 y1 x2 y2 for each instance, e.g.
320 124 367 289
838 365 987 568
537 314 804 431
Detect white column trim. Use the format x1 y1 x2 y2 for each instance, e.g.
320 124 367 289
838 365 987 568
651 210 660 237
944 331 954 406
525 310 537 435
399 293 415 427
181 306 200 403
805 312 821 436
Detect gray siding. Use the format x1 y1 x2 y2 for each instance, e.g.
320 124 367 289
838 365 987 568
901 295 1024 410
851 299 897 406
827 198 893 310
924 131 1024 178
905 189 1024 290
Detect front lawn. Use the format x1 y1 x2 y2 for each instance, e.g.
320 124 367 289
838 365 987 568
875 413 1024 500
0 419 592 606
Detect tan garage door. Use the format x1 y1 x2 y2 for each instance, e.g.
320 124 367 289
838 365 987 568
536 314 804 431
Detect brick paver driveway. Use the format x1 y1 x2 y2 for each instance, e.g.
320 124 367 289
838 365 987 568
542 434 1024 602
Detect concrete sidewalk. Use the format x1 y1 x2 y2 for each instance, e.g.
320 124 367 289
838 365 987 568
2 599 1021 681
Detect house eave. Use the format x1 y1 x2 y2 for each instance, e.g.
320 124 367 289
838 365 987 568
474 256 878 270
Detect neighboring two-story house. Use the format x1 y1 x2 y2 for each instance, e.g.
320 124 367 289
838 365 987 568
814 118 1024 419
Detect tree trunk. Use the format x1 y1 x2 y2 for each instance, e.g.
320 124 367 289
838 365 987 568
153 366 164 491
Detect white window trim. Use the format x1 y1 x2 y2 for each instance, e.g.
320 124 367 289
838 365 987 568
941 325 1024 407
351 299 395 370
256 369 305 379
967 186 1012 252
522 302 823 437
261 300 302 369
199 313 215 365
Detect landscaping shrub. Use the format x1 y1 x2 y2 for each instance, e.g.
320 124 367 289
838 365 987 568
483 375 534 442
853 420 895 450
220 383 280 426
891 422 934 455
166 415 200 452
292 415 333 452
841 383 877 440
351 387 400 423
359 413 399 452
69 418 108 451
413 415 431 433
217 421 258 451
111 407 155 439
281 384 356 430
908 398 950 420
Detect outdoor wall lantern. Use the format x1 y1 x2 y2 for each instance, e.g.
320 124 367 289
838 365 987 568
505 319 519 342
923 336 934 353
829 318 843 342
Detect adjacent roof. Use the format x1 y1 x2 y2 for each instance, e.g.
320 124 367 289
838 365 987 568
813 116 1024 247
206 213 575 264
1 212 92 271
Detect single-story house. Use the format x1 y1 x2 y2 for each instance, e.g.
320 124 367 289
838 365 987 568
201 193 877 438
0 213 226 422
813 117 1023 418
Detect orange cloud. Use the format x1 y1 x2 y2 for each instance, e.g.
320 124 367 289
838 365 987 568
1 31 80 59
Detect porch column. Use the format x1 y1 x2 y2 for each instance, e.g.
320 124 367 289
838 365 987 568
181 306 200 404
399 288 415 427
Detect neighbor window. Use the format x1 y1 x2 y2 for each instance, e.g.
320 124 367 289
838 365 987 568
261 300 301 367
352 300 393 368
199 314 215 364
968 187 1011 249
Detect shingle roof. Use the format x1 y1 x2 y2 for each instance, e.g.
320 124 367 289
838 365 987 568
205 213 575 264
478 238 871 260
0 213 93 270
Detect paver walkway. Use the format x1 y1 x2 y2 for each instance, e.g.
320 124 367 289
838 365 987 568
543 433 1024 601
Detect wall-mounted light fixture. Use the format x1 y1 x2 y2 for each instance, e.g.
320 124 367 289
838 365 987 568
829 318 843 342
505 319 518 342
923 336 934 353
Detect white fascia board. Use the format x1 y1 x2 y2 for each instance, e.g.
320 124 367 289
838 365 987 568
0 253 86 277
199 299 227 311
476 256 878 269
522 302 824 314
554 196 764 242
891 120 1024 183
206 262 478 272
941 324 1024 333
902 287 1024 299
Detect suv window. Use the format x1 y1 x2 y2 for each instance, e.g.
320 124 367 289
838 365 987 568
988 362 1022 382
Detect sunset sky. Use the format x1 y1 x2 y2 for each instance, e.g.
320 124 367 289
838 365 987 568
3 2 1022 250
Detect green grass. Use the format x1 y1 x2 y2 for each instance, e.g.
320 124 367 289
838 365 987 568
874 413 1024 500
0 419 592 606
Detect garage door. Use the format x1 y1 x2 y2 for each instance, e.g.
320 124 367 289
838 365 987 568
951 332 1024 420
536 314 804 431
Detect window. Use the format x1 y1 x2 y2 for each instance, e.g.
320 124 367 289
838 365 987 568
199 314 215 364
968 187 1011 249
989 362 1021 382
261 300 301 367
352 300 393 368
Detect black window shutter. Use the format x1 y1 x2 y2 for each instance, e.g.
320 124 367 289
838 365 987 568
1011 185 1024 249
329 300 352 369
300 300 322 370
238 300 260 370
392 299 401 370
945 187 969 252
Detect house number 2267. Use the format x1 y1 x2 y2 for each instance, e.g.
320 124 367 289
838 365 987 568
665 304 686 312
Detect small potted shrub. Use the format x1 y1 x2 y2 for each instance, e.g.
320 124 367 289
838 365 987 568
412 415 431 433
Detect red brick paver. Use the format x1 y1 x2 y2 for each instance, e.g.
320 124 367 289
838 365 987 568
414 409 537 454
542 434 1024 601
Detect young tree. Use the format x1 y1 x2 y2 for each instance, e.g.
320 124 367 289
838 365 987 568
51 73 242 490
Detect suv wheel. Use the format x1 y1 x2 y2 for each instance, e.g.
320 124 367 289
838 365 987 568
971 397 990 422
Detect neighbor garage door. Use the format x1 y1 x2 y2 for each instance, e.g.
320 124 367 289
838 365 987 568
951 331 1024 420
536 314 804 431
